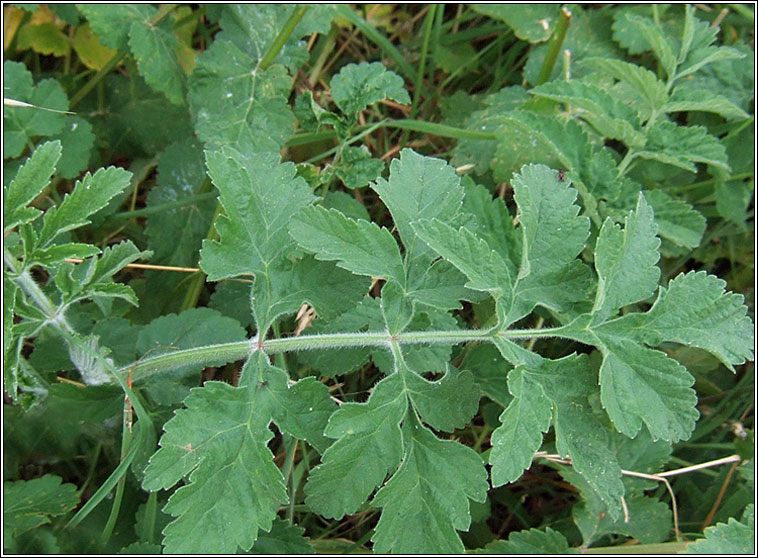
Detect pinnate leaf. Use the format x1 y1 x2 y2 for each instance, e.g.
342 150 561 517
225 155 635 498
290 206 405 285
610 271 755 370
199 148 315 281
37 166 133 249
4 140 62 233
593 193 660 321
372 149 464 259
489 367 552 486
371 412 488 554
304 373 406 519
596 338 698 442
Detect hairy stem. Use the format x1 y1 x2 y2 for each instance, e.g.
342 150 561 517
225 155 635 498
122 324 570 385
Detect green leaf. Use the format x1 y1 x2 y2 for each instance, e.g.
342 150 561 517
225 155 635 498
213 5 333 72
489 367 552 485
380 279 414 335
593 193 660 321
3 61 68 158
268 372 337 454
475 527 578 554
450 86 529 175
4 140 62 233
665 85 749 121
560 465 672 545
304 373 406 519
411 218 512 301
290 205 405 285
3 475 79 538
37 166 133 249
596 337 698 442
490 342 625 517
471 4 561 43
146 138 214 267
612 271 755 370
250 518 314 554
199 148 315 281
639 121 730 173
334 145 384 189
251 257 368 332
583 57 669 119
188 42 294 151
683 504 754 554
511 164 592 321
128 17 186 105
644 190 706 249
142 368 289 554
624 14 677 78
330 61 410 119
52 240 146 305
371 412 488 554
371 149 464 260
459 343 513 407
401 363 480 433
136 307 247 374
461 180 521 273
77 4 156 50
52 116 95 180
530 80 644 147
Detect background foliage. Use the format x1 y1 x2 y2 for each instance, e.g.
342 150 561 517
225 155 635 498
3 3 755 554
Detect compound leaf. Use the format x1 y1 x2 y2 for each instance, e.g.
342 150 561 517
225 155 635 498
37 166 133 249
371 412 488 554
304 373 406 519
290 205 405 285
142 362 291 554
593 193 660 321
199 148 315 281
4 140 62 233
489 367 552 486
372 149 464 260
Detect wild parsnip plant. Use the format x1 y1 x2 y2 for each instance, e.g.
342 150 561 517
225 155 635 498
3 4 754 554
